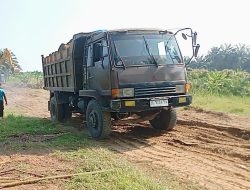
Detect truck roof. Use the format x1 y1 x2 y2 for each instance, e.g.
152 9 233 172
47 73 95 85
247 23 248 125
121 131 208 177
73 28 173 39
108 28 171 33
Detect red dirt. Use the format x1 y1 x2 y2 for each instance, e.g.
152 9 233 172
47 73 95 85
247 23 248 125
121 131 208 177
1 85 250 190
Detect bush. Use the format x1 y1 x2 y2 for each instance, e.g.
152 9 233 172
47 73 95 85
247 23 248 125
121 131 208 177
8 71 43 89
188 69 250 96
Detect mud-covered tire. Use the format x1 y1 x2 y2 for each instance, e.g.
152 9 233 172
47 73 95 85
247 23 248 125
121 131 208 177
63 103 72 121
150 107 177 131
86 100 111 139
50 97 64 122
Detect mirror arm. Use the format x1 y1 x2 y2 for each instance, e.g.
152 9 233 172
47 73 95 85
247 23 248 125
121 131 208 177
174 27 192 36
186 55 194 66
186 44 200 66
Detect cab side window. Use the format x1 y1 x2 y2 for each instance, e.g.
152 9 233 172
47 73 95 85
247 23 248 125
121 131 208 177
93 41 102 62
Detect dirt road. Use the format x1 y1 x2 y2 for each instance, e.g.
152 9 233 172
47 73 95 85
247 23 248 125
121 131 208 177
3 85 250 190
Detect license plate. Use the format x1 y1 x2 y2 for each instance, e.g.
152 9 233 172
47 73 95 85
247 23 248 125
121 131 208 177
150 99 168 107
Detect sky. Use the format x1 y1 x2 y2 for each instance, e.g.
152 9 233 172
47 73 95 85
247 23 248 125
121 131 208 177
0 0 249 71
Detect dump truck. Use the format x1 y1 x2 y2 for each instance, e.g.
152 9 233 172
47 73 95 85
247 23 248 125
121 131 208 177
42 28 200 139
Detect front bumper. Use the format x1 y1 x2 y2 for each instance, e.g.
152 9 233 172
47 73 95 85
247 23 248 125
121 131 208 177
110 95 192 112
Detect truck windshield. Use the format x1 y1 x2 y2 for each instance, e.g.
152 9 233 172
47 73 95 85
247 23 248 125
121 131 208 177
111 34 183 66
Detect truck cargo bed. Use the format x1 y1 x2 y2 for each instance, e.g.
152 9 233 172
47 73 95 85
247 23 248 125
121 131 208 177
42 33 88 92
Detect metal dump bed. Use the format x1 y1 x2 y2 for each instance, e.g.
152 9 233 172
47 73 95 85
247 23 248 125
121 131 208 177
42 33 88 92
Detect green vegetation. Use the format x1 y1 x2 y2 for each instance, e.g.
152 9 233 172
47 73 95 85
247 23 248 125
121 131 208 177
190 44 250 72
188 69 250 115
0 114 58 141
190 94 250 115
188 69 250 96
0 114 166 190
56 149 164 190
8 71 43 88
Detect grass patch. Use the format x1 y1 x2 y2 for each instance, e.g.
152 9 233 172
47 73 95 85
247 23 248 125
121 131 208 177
0 114 60 141
54 149 164 190
0 114 167 190
191 93 250 115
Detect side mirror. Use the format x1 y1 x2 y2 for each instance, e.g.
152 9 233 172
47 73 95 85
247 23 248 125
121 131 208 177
102 53 108 58
182 33 187 40
173 28 199 65
100 53 109 69
193 32 197 45
194 44 200 57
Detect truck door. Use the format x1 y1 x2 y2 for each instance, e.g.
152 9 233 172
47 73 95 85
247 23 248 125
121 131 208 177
87 39 111 95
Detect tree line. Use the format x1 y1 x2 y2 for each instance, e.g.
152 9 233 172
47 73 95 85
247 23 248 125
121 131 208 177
188 44 250 72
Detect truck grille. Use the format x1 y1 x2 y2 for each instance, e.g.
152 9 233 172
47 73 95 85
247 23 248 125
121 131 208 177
134 86 176 98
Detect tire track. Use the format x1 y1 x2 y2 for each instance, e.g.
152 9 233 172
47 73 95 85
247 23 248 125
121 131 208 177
5 85 250 190
113 132 249 175
110 119 250 190
110 135 250 190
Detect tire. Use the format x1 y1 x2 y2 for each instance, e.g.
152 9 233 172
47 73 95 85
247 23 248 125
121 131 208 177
50 97 64 122
86 100 111 139
63 103 72 121
150 107 177 131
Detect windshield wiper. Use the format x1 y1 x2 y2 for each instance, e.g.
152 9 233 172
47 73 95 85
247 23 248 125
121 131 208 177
164 44 175 64
113 41 126 69
142 36 158 67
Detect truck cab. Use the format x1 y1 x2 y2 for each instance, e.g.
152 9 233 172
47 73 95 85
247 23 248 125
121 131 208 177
42 28 199 139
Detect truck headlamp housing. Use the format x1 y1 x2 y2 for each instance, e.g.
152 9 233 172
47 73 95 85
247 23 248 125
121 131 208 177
176 85 185 93
112 88 134 98
176 84 191 94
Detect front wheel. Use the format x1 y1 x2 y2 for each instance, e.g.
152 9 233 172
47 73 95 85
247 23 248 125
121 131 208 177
86 100 111 139
150 107 177 131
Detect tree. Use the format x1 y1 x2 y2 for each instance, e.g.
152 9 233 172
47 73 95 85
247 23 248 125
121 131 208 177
189 44 250 72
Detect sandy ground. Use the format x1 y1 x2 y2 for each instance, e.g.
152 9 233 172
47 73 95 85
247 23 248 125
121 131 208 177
1 85 250 190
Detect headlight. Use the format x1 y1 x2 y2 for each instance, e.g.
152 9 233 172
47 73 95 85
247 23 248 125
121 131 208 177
112 88 134 98
176 84 191 93
176 85 185 93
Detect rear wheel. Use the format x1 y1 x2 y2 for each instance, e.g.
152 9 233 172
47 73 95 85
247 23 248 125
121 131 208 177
86 100 111 139
50 97 64 122
63 103 72 121
150 107 177 131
